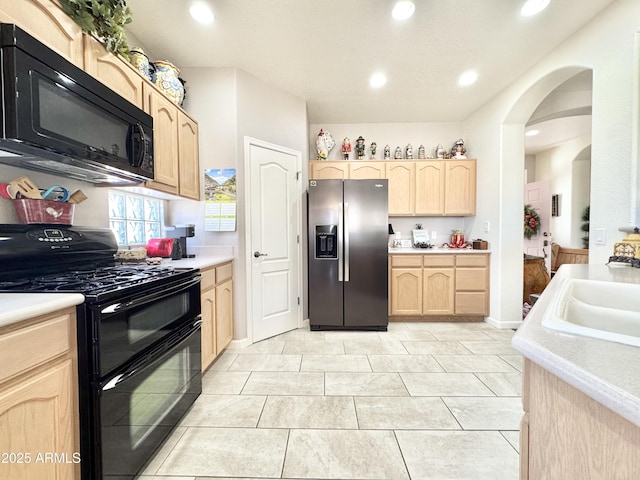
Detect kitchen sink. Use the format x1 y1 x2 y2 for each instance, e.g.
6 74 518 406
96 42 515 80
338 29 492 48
541 278 640 347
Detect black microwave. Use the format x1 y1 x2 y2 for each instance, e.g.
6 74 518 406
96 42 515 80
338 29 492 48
0 23 153 185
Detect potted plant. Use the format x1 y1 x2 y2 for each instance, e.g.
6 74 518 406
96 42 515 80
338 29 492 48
59 0 132 58
581 205 590 249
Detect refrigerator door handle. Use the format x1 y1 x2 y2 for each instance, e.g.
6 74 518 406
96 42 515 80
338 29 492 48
338 202 344 282
344 201 350 282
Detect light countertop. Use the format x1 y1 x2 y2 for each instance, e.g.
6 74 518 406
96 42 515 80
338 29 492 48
512 263 640 427
162 255 234 270
0 293 85 329
388 247 491 254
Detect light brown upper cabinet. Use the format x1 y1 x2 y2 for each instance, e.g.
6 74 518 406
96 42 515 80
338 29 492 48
386 162 415 215
309 159 476 217
349 162 386 179
83 35 144 109
310 161 349 179
0 0 84 69
144 84 180 194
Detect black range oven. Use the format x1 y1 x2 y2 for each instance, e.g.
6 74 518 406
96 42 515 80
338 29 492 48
0 224 202 479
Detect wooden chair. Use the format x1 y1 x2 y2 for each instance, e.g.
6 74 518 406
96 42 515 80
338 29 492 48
551 242 589 276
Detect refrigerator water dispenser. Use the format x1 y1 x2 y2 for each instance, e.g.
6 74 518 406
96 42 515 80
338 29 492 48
315 225 337 258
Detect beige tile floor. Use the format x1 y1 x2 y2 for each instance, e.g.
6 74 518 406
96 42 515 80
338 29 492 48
132 321 522 480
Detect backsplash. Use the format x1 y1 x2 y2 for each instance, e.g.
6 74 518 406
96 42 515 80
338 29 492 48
0 164 110 227
388 217 470 245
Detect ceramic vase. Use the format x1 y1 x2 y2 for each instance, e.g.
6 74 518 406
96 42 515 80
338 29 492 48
153 60 185 106
129 47 154 82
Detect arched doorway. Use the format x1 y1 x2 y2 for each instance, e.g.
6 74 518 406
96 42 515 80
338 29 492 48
499 66 593 324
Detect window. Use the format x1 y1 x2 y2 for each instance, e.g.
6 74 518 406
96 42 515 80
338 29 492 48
109 191 164 246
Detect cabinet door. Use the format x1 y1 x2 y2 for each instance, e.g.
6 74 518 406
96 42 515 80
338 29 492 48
201 287 216 371
215 279 233 353
386 162 415 216
423 268 455 315
444 160 476 216
0 0 84 68
349 162 385 179
0 360 77 480
415 161 445 215
310 162 349 179
390 268 422 315
178 111 201 200
144 84 179 193
83 35 144 108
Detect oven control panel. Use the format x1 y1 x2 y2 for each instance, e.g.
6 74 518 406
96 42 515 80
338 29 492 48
26 228 81 243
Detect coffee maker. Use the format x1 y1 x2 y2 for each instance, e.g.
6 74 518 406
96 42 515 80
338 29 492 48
165 224 196 259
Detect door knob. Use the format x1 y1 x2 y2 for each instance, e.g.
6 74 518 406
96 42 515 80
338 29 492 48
254 251 268 258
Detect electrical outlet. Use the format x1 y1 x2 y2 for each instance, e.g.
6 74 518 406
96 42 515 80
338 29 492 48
483 221 490 233
431 231 437 240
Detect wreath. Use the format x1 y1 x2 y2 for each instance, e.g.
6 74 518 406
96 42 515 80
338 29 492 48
524 204 540 239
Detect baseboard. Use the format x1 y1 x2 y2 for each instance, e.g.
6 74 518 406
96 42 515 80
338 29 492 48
485 315 522 330
228 337 252 349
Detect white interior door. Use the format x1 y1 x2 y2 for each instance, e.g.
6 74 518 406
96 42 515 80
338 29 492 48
524 180 551 273
248 139 301 342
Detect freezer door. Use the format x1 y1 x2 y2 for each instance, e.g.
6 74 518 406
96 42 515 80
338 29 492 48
344 180 389 328
308 179 344 327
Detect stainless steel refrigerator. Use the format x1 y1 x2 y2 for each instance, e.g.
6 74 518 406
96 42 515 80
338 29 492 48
308 179 389 330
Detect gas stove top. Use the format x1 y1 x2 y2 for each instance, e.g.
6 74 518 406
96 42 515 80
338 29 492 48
0 264 197 301
0 224 199 303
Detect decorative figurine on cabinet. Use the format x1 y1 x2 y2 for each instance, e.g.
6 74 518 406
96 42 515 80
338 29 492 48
418 145 426 159
394 146 403 159
355 136 366 159
315 129 335 160
341 137 352 160
451 138 467 159
435 144 445 159
370 142 377 159
384 145 391 159
405 144 413 159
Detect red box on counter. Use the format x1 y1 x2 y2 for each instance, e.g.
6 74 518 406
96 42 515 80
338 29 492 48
13 199 75 225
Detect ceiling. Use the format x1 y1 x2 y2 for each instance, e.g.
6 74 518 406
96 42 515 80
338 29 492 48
125 0 609 130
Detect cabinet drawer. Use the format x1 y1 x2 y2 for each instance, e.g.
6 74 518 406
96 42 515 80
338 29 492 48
200 267 216 291
216 262 233 283
0 313 72 384
455 291 488 315
456 254 489 267
390 255 423 267
423 254 455 267
456 268 488 291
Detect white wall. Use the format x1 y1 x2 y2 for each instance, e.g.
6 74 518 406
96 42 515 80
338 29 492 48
170 67 308 342
533 134 591 248
463 0 640 328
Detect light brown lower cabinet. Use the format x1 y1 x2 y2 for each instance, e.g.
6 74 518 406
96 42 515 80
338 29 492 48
0 308 80 480
200 261 234 371
389 253 489 317
521 359 640 479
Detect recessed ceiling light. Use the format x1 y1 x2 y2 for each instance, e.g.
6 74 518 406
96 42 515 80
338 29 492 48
521 0 550 17
370 72 387 89
190 2 214 24
392 1 416 21
458 70 478 87
525 129 540 136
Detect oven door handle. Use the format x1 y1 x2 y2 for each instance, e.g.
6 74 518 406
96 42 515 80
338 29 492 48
101 318 202 391
100 275 201 315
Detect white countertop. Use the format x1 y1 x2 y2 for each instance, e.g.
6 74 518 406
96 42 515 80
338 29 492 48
0 293 85 329
162 255 234 269
512 263 640 427
388 247 491 254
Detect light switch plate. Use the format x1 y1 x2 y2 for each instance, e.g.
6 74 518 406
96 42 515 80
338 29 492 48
595 228 606 245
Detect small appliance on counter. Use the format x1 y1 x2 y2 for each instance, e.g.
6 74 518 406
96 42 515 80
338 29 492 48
165 224 196 259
